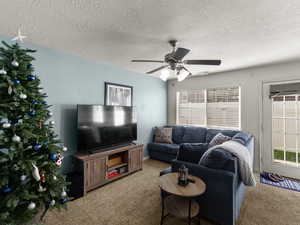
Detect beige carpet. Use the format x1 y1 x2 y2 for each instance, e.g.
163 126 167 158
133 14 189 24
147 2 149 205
44 159 300 225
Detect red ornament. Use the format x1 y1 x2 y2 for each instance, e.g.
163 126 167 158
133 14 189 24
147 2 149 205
55 153 64 167
40 170 46 183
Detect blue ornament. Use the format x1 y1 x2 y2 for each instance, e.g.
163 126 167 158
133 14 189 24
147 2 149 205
31 101 38 105
49 153 58 160
42 101 47 105
27 64 32 69
60 199 68 204
27 74 36 81
3 187 12 193
33 144 42 151
28 111 36 116
12 79 20 84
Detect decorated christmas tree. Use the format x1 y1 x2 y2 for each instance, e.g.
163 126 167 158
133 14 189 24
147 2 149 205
0 32 69 224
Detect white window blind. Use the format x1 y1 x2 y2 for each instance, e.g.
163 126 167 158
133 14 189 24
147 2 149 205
176 90 206 126
176 87 240 129
207 87 240 128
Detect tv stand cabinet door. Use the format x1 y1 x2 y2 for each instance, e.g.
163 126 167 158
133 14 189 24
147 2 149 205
85 157 106 191
129 147 142 172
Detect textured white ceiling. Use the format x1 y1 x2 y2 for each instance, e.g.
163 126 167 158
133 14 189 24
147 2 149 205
1 0 300 79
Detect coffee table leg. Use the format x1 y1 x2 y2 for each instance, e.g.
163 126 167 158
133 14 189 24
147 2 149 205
160 192 165 225
188 199 192 225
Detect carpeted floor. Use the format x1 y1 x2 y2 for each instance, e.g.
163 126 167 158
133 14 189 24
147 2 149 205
44 159 300 225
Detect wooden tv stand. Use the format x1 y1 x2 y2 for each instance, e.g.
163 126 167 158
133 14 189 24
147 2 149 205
73 144 143 195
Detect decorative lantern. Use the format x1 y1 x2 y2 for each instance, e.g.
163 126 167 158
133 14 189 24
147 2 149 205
178 164 189 186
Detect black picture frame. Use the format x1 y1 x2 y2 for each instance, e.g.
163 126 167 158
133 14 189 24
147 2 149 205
104 82 133 106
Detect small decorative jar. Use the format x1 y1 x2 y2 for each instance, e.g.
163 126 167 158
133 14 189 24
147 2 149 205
178 164 189 186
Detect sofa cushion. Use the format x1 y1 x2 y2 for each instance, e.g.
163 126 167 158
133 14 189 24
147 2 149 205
154 127 173 144
182 126 207 143
200 148 233 169
206 129 239 143
208 133 231 148
232 132 252 146
180 143 209 151
177 143 208 163
168 126 185 144
148 143 179 155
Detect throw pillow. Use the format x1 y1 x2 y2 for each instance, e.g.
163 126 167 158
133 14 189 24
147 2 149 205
200 148 233 169
232 132 252 146
208 133 231 148
206 129 238 143
154 127 173 144
176 143 208 163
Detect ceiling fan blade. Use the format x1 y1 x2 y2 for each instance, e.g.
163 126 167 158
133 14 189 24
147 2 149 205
131 60 164 63
171 48 190 61
183 60 221 65
146 65 168 74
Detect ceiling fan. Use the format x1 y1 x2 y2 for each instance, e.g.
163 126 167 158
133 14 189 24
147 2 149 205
131 40 221 81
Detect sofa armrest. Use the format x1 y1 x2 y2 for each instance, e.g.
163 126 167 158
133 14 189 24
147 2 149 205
171 159 237 187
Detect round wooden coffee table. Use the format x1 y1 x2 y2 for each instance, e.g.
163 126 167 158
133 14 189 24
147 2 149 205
159 172 206 225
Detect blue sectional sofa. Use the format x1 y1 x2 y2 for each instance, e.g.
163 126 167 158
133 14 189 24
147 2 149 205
149 126 254 225
148 125 241 162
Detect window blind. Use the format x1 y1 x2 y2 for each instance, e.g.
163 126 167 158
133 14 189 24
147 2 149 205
176 87 240 129
176 90 206 126
207 87 240 128
270 82 300 98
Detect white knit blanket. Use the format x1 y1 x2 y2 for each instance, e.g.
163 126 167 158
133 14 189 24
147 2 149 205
200 140 256 186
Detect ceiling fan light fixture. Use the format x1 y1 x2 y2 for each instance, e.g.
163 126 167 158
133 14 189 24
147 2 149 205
177 70 190 82
160 68 170 81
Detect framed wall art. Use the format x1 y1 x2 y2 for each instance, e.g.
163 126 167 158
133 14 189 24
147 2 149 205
104 82 133 106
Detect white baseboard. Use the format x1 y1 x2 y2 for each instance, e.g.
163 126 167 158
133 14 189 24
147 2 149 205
143 156 150 161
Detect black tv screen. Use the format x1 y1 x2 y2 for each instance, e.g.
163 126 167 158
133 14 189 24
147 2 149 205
77 105 137 153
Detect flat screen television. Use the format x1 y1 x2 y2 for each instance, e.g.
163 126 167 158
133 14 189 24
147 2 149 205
77 105 137 153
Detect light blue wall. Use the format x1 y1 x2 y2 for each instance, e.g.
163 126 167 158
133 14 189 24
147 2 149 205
1 36 167 173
